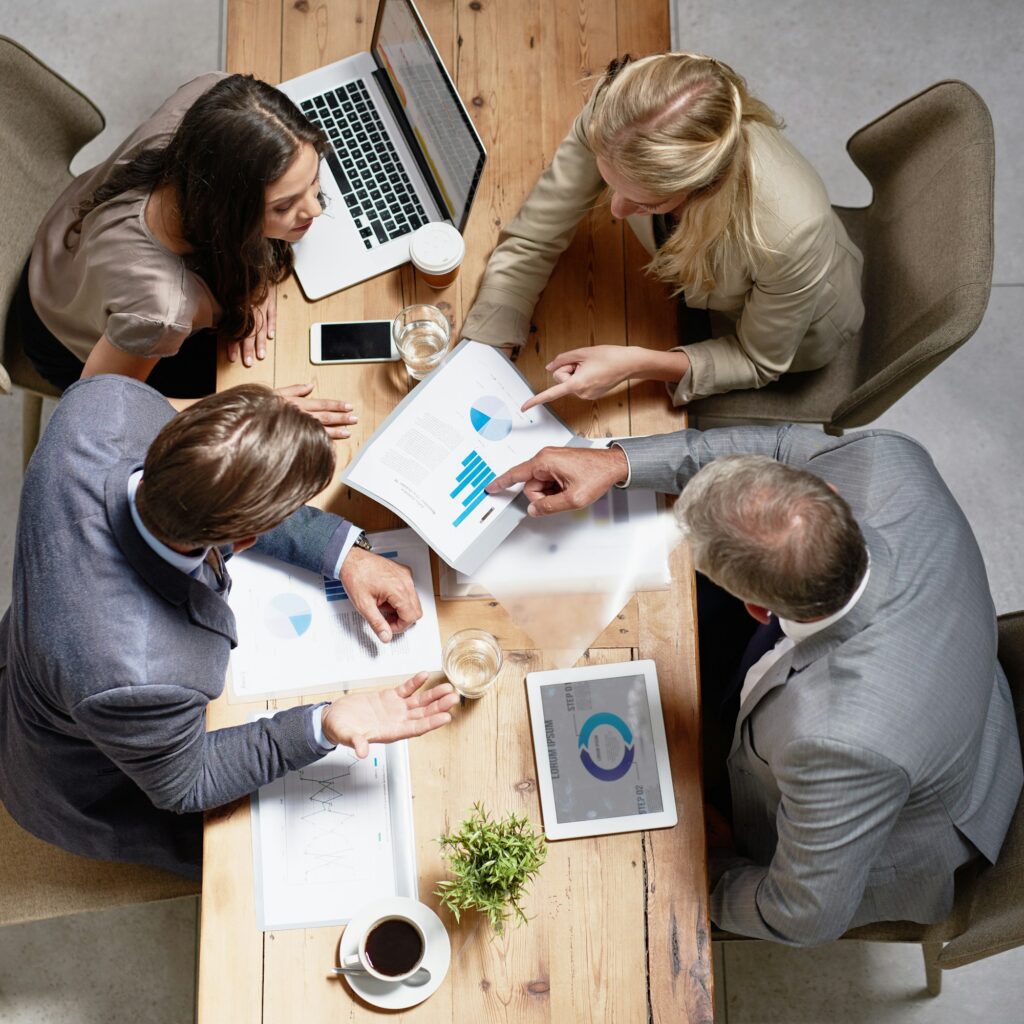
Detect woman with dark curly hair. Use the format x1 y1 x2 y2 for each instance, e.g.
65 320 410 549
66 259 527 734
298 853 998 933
17 72 355 436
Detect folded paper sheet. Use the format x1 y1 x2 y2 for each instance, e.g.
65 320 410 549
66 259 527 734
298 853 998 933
227 528 441 701
473 496 683 667
251 735 418 930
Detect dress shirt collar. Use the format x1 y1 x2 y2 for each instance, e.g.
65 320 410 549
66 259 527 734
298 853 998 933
127 470 208 576
778 554 872 642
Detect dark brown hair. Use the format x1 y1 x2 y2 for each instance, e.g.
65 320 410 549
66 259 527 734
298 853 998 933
66 74 326 341
136 384 334 546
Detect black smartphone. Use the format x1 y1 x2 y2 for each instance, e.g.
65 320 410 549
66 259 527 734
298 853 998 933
309 321 399 364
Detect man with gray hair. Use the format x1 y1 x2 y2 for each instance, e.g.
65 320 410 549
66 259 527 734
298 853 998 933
488 425 1022 947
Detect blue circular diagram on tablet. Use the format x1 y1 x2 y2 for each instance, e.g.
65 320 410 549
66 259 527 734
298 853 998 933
469 395 513 441
578 712 635 781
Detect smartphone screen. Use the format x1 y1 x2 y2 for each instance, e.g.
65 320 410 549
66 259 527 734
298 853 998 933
319 322 392 361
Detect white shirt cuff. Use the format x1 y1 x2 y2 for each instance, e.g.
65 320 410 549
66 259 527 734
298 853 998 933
311 703 337 752
609 441 632 488
331 529 363 579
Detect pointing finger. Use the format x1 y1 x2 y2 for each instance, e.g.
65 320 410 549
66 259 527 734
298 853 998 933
521 379 575 412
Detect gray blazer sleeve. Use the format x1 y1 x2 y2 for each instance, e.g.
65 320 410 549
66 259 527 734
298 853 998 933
251 504 357 577
712 738 910 945
616 424 829 494
72 685 324 814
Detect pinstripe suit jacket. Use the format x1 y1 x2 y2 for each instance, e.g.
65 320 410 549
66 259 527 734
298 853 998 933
618 425 1023 946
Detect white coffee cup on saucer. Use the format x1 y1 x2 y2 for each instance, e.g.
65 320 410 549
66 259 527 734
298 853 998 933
341 911 426 983
335 896 451 1010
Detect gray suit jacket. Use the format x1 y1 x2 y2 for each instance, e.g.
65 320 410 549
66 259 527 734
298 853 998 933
618 425 1023 946
0 376 356 879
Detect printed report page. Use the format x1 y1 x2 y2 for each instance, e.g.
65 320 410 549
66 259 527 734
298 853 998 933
343 341 573 566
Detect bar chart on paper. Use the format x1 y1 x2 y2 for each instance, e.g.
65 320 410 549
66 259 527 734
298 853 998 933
451 450 496 527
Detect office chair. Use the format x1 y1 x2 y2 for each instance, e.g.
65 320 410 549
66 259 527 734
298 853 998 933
0 800 199 928
713 610 1024 997
687 80 995 434
0 36 104 468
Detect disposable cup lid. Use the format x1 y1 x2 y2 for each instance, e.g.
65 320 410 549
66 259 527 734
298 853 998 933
409 223 465 274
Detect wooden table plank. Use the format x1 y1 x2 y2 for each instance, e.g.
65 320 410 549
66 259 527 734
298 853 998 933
205 1 709 1021
615 5 714 1022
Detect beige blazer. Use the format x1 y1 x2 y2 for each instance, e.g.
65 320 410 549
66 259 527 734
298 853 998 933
462 97 865 403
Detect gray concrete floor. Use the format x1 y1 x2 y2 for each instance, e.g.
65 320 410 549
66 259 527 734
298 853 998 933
0 3 221 1023
1 1 1023 1022
677 1 1024 1020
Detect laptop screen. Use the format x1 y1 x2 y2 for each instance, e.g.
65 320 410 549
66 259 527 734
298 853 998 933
372 0 486 231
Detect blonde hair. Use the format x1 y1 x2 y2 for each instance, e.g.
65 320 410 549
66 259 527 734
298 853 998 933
589 53 781 298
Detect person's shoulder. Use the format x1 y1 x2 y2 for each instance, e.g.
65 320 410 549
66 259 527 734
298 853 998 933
158 71 231 116
53 376 175 443
748 124 832 239
807 428 933 467
127 72 232 151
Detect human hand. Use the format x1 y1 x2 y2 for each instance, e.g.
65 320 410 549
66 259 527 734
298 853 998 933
341 546 423 642
521 346 645 411
274 383 358 439
322 672 459 756
227 289 277 367
485 445 629 517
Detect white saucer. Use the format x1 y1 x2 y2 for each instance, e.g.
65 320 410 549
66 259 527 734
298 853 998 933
337 897 451 1010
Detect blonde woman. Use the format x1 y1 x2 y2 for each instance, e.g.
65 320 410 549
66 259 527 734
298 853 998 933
462 53 864 408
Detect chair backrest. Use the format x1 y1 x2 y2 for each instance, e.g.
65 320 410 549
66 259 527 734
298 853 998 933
0 36 104 358
0 799 198 926
832 80 994 427
937 611 1024 969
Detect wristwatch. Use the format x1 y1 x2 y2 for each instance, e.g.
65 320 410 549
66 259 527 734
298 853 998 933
353 530 372 552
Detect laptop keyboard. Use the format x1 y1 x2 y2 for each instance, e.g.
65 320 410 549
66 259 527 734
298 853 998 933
300 79 430 250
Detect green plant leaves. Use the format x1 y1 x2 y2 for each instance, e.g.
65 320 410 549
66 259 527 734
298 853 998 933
434 802 547 935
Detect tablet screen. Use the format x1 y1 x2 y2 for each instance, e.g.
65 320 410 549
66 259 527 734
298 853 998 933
539 674 665 823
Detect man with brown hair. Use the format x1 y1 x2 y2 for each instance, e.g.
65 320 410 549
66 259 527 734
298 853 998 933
0 376 457 879
486 426 1022 947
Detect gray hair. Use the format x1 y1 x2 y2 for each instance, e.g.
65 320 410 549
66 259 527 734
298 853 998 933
676 455 868 621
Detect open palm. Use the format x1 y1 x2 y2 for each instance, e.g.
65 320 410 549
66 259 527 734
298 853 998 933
321 673 459 757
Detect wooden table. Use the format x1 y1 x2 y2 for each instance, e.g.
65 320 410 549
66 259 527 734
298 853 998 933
200 1 712 1021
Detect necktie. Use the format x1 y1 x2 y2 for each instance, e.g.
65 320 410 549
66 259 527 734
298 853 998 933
720 615 785 713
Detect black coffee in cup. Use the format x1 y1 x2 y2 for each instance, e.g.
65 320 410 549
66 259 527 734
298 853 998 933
364 917 424 977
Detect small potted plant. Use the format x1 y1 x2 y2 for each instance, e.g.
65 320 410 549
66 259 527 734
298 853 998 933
435 803 547 935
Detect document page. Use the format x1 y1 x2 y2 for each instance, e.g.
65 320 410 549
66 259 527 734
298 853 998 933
227 528 441 701
251 737 418 930
343 341 575 574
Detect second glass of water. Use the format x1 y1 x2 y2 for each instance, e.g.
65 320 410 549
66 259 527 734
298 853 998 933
443 628 503 699
392 303 451 380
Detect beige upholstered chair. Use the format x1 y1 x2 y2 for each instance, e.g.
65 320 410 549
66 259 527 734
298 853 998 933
714 611 1024 996
0 801 199 927
0 36 104 467
688 81 995 434
0 38 200 919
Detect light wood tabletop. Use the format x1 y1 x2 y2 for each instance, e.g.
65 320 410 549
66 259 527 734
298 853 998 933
200 1 711 1021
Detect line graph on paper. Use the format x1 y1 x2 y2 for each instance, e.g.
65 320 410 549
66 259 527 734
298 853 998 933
282 746 396 889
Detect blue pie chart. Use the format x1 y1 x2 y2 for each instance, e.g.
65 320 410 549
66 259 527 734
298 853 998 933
266 593 313 639
470 395 513 441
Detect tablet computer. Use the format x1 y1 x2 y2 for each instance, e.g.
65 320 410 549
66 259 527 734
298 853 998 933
525 660 677 840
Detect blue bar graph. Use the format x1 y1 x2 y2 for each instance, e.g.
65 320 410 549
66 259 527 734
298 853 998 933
322 550 398 602
451 450 495 527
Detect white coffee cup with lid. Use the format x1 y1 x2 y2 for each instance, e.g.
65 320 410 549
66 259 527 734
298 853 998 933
409 223 465 289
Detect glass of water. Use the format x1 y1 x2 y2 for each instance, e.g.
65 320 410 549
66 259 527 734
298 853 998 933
392 303 451 380
443 628 503 699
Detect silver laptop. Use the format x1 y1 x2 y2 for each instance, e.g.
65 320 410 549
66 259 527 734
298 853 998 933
277 0 486 300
